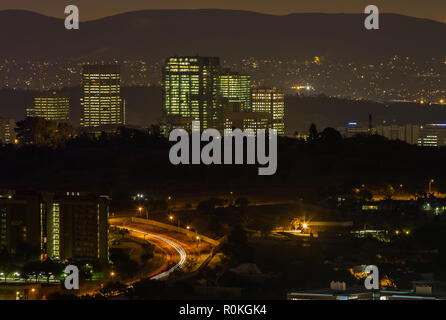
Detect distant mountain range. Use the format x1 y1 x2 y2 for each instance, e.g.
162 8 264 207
0 9 445 61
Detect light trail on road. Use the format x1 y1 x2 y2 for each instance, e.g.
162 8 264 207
117 226 187 280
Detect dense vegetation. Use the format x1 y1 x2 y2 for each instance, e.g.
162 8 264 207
2 119 446 199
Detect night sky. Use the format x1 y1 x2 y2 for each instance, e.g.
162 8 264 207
0 0 445 22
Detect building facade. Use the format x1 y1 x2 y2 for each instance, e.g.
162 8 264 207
252 88 285 135
162 57 286 136
338 123 421 145
375 124 419 145
0 191 40 254
418 124 446 147
218 70 252 112
41 192 110 263
222 102 272 133
81 64 125 128
26 92 70 122
0 191 109 263
162 57 222 132
336 122 373 138
0 118 16 144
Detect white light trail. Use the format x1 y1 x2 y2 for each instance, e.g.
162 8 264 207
118 226 187 280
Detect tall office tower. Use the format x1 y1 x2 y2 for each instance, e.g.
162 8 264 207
0 118 16 144
218 70 252 112
26 92 70 122
252 88 285 135
81 64 125 128
0 191 40 254
41 192 110 263
162 57 222 132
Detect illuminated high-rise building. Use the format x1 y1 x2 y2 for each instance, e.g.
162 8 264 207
41 192 109 263
0 190 109 263
0 118 16 144
26 92 70 122
252 88 285 135
162 57 221 132
218 70 252 112
81 65 125 128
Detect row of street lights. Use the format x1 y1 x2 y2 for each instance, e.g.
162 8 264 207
136 194 224 254
169 215 200 249
136 195 174 219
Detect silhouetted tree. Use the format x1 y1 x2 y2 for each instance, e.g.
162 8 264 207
320 127 343 143
309 123 319 141
15 117 74 148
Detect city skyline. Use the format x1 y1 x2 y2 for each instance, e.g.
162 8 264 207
0 1 446 303
1 0 445 22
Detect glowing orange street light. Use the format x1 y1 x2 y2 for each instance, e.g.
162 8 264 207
429 179 435 194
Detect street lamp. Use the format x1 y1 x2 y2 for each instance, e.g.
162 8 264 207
169 215 180 231
196 236 201 252
167 196 173 215
429 179 435 195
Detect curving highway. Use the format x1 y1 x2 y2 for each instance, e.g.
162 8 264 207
116 226 187 280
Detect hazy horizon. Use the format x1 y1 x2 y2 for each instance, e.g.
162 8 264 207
0 0 445 23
